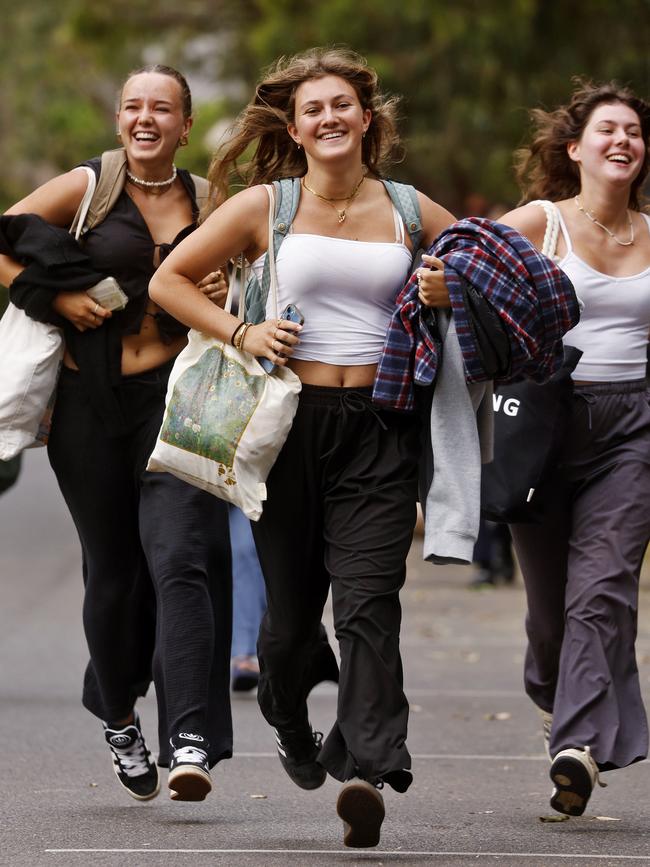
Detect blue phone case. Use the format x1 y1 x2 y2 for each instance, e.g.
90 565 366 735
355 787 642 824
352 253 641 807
257 304 304 373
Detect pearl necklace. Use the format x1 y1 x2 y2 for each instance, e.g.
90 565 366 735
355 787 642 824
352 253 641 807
574 196 635 246
301 174 365 223
126 165 177 189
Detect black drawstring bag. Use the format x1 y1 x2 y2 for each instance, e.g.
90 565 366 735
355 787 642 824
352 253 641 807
480 345 582 523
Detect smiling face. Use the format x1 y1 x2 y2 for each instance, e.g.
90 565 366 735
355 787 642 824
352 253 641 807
117 72 192 169
568 101 646 189
287 74 371 164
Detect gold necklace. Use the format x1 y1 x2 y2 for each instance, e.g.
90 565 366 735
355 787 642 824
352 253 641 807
301 175 366 223
574 196 635 246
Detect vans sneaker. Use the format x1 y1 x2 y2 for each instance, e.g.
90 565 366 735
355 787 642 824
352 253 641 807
336 779 385 848
274 725 326 790
103 712 160 801
549 745 606 816
168 733 211 801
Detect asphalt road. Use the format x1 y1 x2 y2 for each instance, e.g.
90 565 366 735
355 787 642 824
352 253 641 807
1 449 649 866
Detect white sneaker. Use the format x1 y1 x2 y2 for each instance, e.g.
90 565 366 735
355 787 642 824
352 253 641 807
539 709 553 760
549 746 606 816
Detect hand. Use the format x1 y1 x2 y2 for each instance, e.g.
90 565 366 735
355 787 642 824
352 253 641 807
197 268 228 307
51 290 112 332
240 317 302 366
416 254 450 307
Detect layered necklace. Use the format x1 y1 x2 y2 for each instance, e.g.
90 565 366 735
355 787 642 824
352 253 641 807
301 174 366 223
573 196 635 246
126 165 177 190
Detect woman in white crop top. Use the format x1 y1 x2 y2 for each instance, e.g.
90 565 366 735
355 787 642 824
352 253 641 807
151 47 455 848
500 80 650 819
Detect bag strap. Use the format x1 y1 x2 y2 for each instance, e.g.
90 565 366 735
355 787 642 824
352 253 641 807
381 179 423 252
529 199 560 260
69 167 97 240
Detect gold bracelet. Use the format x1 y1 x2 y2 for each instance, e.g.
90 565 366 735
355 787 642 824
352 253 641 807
237 322 252 351
231 321 245 347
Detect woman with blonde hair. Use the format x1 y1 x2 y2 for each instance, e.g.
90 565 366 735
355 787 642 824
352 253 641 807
151 46 454 846
499 80 650 817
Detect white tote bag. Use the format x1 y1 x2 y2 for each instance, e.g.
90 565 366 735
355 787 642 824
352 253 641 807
147 186 302 520
0 166 97 460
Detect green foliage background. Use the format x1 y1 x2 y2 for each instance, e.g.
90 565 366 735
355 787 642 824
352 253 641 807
0 0 649 231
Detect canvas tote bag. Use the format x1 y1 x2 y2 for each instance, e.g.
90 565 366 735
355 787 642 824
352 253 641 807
147 185 302 520
0 166 97 460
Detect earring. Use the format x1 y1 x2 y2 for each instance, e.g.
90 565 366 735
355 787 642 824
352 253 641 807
178 134 189 147
296 142 302 150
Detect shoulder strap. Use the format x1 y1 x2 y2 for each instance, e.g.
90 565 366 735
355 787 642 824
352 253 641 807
244 178 301 324
69 167 97 239
381 179 423 252
190 173 210 210
528 199 560 260
79 148 127 235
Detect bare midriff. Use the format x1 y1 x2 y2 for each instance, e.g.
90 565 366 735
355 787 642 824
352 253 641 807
62 301 187 376
287 359 377 388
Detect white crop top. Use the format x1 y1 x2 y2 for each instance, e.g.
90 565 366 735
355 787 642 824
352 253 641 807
557 210 650 382
252 205 412 365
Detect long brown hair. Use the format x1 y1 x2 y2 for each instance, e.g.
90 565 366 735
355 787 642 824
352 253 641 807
515 78 650 209
205 46 403 214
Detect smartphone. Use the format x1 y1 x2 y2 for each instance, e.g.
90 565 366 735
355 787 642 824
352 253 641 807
258 303 305 374
86 277 129 312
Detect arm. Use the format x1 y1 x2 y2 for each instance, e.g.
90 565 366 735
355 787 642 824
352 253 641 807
0 169 112 331
149 185 302 366
414 192 456 308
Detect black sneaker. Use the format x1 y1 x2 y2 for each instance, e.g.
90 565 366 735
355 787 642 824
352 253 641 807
336 779 385 848
168 733 212 801
274 725 326 790
103 712 160 801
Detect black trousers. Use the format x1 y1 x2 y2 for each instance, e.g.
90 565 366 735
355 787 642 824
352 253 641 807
48 364 233 768
252 385 420 785
511 380 650 771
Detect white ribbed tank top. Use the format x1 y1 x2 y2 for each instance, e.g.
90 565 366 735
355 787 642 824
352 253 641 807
557 210 650 381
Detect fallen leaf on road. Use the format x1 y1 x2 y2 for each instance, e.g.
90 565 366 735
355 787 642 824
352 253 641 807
250 794 267 799
539 814 570 822
484 711 512 721
410 704 423 713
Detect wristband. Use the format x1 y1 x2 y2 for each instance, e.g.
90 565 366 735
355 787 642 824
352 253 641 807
237 322 252 351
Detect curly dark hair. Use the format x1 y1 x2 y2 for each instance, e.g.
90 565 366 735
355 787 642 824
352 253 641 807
205 46 404 214
515 78 650 210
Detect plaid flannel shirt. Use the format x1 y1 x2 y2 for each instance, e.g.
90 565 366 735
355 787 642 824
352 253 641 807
373 217 579 411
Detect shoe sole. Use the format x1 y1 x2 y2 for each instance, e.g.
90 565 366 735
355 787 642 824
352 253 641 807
336 780 385 848
113 767 160 801
168 765 212 801
549 755 592 816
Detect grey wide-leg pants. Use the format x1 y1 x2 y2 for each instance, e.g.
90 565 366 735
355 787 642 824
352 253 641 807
511 380 650 770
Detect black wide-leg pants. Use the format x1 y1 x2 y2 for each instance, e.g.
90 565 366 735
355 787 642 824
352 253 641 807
252 384 420 785
511 380 650 771
48 364 233 767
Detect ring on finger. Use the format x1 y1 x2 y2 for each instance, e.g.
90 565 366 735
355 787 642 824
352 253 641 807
93 302 99 315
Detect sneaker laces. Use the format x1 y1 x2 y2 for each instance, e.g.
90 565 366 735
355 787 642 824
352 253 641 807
173 745 208 765
109 734 151 778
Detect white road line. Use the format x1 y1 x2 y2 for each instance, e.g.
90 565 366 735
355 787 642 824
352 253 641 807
44 849 650 860
311 689 527 697
231 752 648 764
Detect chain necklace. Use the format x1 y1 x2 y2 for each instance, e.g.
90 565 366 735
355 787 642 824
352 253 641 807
301 174 366 223
126 165 177 189
574 196 635 246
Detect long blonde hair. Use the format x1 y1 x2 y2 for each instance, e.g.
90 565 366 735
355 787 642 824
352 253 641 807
205 46 403 216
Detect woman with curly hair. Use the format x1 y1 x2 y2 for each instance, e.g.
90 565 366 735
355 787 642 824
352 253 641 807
499 80 650 817
151 46 454 846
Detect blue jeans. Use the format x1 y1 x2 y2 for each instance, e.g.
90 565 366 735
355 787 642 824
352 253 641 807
228 505 266 658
